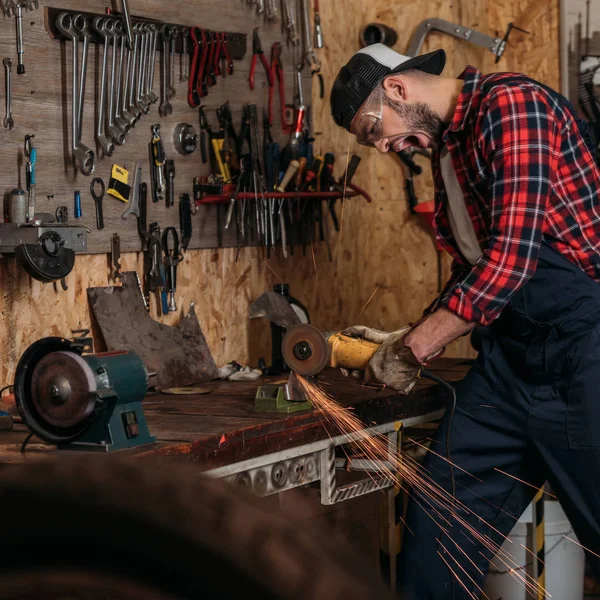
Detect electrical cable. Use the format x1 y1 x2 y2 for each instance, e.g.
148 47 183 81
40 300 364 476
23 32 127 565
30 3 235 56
420 368 457 600
0 384 13 397
20 433 33 454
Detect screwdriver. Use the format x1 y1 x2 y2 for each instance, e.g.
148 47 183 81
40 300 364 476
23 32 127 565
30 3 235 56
301 156 323 191
74 190 82 218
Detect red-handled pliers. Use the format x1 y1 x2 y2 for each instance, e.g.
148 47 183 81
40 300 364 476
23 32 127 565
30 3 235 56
268 42 290 133
249 28 273 91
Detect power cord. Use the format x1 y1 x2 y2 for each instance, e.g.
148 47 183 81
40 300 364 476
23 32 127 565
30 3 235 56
420 368 458 600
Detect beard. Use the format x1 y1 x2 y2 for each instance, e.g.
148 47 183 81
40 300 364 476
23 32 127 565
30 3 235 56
382 95 445 146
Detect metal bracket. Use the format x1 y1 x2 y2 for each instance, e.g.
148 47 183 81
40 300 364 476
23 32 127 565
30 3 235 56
206 410 444 505
407 18 504 59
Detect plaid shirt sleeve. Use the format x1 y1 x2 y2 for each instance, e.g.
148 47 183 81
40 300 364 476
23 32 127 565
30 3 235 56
441 84 561 325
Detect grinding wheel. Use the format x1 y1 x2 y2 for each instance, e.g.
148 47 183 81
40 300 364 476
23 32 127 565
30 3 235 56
14 337 98 444
30 351 97 428
281 324 330 376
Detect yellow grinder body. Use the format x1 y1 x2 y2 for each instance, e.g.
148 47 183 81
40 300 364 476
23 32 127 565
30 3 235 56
281 324 380 376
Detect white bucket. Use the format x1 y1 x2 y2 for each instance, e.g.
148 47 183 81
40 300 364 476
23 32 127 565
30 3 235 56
483 500 585 600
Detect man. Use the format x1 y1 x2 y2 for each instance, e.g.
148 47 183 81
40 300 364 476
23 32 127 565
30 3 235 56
330 44 600 599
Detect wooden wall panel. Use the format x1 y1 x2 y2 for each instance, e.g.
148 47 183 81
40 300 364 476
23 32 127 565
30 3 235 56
0 0 560 387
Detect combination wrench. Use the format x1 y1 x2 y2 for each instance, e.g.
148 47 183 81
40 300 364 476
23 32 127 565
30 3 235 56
93 17 115 156
127 25 142 122
136 23 150 114
113 21 131 135
56 12 95 176
159 25 173 117
169 26 179 98
106 19 126 145
3 58 14 129
120 30 137 126
180 27 189 82
146 25 159 104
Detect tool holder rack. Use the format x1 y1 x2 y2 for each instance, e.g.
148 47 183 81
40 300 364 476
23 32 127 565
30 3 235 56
44 6 247 60
196 189 371 206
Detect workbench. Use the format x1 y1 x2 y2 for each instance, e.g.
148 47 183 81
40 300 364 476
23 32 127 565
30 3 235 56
0 359 470 504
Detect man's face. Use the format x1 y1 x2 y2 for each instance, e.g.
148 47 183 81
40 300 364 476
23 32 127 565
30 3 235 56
350 84 445 153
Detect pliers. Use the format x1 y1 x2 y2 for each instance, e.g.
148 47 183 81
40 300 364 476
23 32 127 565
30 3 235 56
268 42 290 133
249 28 274 91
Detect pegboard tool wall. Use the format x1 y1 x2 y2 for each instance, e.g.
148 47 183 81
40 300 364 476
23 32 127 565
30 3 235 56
0 0 309 253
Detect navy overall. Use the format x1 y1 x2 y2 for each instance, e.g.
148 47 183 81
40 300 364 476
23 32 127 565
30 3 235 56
398 240 600 599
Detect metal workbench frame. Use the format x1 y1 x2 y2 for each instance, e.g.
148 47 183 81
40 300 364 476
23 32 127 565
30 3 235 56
205 409 444 505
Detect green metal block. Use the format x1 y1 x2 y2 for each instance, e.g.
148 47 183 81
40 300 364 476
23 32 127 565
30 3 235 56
255 384 312 413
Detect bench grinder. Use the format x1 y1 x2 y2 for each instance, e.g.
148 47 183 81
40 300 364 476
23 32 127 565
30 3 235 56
14 337 155 452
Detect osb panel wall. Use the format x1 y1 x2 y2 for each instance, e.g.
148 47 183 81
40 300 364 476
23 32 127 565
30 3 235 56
0 0 559 385
264 0 560 361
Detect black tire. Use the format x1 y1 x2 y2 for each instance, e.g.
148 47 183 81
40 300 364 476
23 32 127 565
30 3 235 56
0 457 395 599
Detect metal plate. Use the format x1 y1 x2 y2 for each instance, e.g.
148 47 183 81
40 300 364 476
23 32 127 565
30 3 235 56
281 324 329 376
87 272 218 390
30 351 96 428
248 292 301 329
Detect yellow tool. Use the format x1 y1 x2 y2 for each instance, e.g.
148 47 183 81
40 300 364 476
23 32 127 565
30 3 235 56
211 138 232 183
281 324 380 376
107 164 130 203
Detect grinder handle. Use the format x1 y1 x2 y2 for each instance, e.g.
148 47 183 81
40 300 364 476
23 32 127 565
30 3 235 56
326 333 380 372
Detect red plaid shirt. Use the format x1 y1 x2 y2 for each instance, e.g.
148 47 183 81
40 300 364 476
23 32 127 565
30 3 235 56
431 66 600 326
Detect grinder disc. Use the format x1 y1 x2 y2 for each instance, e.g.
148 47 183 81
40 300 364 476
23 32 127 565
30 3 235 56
281 324 329 376
30 351 97 429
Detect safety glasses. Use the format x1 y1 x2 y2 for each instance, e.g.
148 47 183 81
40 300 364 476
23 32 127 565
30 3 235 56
353 84 385 147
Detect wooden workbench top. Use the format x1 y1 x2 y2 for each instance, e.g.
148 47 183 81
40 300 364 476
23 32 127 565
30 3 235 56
0 359 472 468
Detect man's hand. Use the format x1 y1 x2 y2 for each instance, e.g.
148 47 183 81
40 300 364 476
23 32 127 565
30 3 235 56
342 325 421 394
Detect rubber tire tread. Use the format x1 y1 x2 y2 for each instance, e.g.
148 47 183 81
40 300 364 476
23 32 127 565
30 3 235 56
0 457 394 600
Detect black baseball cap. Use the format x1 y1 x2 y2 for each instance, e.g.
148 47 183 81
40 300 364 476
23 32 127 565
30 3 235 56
330 44 446 131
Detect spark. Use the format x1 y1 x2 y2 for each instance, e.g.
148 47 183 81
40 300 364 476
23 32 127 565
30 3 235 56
494 469 557 499
261 257 283 282
335 134 352 274
564 535 600 559
294 375 549 599
355 284 381 321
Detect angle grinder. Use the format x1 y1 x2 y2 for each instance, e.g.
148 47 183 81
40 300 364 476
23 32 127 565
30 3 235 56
14 337 155 451
281 324 380 376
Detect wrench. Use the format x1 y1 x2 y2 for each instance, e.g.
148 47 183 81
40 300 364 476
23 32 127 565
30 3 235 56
136 24 150 113
3 58 14 129
15 3 25 74
56 13 95 176
119 0 134 51
146 25 159 104
169 26 179 98
127 25 142 122
159 25 173 117
105 19 125 145
132 23 147 115
120 31 136 126
93 17 115 156
113 21 131 135
181 27 189 82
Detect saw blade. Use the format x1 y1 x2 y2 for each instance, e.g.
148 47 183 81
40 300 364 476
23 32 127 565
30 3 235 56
30 351 97 428
281 324 329 376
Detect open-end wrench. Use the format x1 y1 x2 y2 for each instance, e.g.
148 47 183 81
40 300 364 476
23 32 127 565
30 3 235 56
127 25 142 122
113 21 131 135
93 17 115 155
56 12 95 176
105 19 125 146
180 27 189 82
169 26 179 98
146 25 159 104
159 25 173 117
3 58 14 129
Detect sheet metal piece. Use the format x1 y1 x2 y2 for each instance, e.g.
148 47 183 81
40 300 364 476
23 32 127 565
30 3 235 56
87 271 218 389
248 291 301 329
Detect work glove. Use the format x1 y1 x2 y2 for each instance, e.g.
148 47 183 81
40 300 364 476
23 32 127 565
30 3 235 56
341 325 422 394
